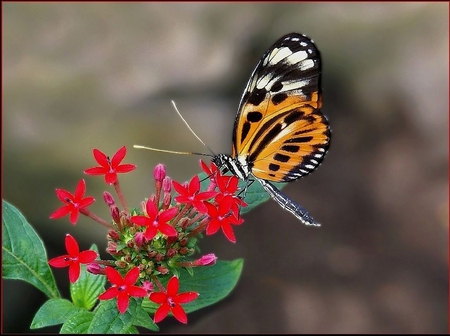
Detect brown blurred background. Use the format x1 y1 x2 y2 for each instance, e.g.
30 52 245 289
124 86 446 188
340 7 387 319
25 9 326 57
3 2 448 333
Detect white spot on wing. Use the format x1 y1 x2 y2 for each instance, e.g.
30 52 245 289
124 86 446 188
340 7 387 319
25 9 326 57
269 47 292 66
305 164 315 170
287 50 308 64
299 59 315 70
281 79 310 91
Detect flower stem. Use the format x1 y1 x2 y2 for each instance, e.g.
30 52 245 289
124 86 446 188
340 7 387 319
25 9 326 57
114 180 129 213
79 208 114 229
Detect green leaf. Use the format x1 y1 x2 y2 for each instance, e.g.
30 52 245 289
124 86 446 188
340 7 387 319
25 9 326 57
143 259 243 315
88 298 158 333
60 310 95 334
2 200 60 299
30 298 84 329
133 305 159 332
198 172 286 215
70 245 106 310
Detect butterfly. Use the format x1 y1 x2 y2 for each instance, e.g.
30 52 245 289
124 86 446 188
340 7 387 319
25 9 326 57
211 33 331 226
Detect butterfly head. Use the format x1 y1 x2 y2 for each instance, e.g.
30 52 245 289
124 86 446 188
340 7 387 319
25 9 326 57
212 154 251 181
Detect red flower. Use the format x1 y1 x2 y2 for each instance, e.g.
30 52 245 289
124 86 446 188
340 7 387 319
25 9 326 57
48 234 98 283
130 199 178 240
84 146 136 185
50 179 95 225
149 276 199 324
98 267 147 314
200 160 221 184
205 197 244 243
172 175 218 213
215 175 247 217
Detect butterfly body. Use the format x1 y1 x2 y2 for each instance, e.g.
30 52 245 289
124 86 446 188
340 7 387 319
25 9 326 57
213 33 331 226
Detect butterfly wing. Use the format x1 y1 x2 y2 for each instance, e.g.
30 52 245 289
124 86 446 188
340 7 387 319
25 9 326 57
232 33 330 182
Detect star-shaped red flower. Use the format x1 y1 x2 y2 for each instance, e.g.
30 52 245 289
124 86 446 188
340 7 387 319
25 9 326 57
98 267 147 314
50 179 95 225
172 175 218 213
205 196 244 243
48 234 98 283
130 199 178 240
149 276 199 324
215 175 247 217
84 146 136 185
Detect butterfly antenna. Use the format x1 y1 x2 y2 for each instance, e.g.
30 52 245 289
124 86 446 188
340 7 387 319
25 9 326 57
133 100 216 158
171 100 216 156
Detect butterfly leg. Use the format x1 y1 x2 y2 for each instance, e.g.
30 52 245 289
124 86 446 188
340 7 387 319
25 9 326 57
258 179 321 227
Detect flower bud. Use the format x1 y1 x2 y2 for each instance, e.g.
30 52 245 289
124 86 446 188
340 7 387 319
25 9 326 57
167 248 177 258
103 191 116 206
108 229 120 241
134 232 146 248
156 265 169 274
162 176 172 193
110 205 120 225
153 164 166 182
142 280 154 293
87 262 105 275
197 253 217 266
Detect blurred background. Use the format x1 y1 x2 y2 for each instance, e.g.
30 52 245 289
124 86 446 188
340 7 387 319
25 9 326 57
3 2 448 333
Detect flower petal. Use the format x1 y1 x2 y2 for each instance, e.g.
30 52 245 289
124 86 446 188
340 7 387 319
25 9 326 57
222 221 236 243
130 215 152 227
171 304 188 324
84 167 108 175
68 262 81 283
153 303 170 323
65 234 80 255
115 164 136 173
48 255 71 268
145 199 158 219
159 207 178 222
105 266 124 285
149 292 167 304
55 189 74 203
105 172 118 185
172 180 188 196
176 291 199 304
117 291 130 314
49 205 71 220
206 219 221 236
99 287 119 300
123 267 140 286
92 148 109 167
144 226 158 241
78 250 98 263
69 209 80 225
111 146 126 167
158 223 178 237
78 196 95 208
127 286 148 298
188 175 200 195
166 276 179 296
74 179 87 200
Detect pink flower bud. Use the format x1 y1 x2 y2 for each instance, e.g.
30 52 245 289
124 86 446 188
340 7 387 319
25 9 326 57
110 206 120 224
87 262 105 275
162 176 172 193
142 280 154 293
197 253 217 266
103 191 116 206
153 164 166 182
134 232 146 247
107 229 120 241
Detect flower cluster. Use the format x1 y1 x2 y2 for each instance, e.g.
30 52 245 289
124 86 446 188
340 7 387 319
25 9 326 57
48 146 246 323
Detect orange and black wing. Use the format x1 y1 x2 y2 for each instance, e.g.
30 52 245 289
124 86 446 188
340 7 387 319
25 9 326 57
232 33 330 182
